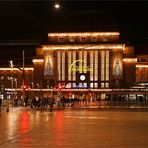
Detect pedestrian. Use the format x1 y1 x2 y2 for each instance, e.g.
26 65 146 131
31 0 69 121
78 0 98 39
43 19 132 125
49 97 55 112
6 100 9 112
24 96 28 107
13 95 18 107
56 95 61 107
0 96 2 112
97 97 101 108
31 96 36 111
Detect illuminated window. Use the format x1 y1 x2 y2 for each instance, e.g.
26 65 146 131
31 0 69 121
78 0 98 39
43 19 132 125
94 83 98 88
79 51 83 73
84 51 87 73
68 83 72 88
72 51 76 81
68 52 72 81
90 83 93 88
94 50 98 81
69 38 75 42
101 50 110 88
105 82 109 88
79 83 82 88
59 38 64 42
90 51 94 81
80 37 85 42
73 83 76 88
102 37 108 41
101 83 105 88
62 52 65 81
92 37 97 42
83 83 87 88
101 51 105 81
106 51 109 81
57 51 61 81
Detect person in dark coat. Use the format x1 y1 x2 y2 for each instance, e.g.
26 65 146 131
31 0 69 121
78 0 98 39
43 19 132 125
24 96 28 107
49 97 55 112
0 97 2 112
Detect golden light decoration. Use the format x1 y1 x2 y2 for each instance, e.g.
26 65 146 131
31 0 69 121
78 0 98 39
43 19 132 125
32 59 44 63
48 32 120 37
54 3 60 9
0 68 34 71
136 65 148 68
42 44 124 50
123 58 137 62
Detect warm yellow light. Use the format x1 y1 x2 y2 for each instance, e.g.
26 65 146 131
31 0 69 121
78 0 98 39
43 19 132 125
54 3 60 9
42 44 124 50
32 59 44 63
123 58 137 62
48 32 120 37
136 65 148 68
0 68 34 71
123 44 125 51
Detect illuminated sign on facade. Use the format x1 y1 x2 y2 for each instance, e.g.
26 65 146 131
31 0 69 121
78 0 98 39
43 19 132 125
68 60 93 72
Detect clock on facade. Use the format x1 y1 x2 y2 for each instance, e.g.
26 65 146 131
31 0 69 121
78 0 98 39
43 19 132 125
80 74 86 81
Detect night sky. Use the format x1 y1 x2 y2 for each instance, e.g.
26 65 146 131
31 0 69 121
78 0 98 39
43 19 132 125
0 1 148 65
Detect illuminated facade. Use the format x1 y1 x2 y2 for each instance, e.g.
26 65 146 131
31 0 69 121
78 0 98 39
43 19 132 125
0 32 148 99
33 32 147 90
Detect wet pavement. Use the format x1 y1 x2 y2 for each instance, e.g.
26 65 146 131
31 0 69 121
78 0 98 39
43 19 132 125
1 107 148 148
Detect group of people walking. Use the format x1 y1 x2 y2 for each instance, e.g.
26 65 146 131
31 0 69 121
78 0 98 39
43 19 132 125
30 95 55 112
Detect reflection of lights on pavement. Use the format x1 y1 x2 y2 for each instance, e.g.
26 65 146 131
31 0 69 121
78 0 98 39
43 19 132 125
8 113 18 139
64 116 108 119
55 112 64 146
17 138 32 144
20 112 29 133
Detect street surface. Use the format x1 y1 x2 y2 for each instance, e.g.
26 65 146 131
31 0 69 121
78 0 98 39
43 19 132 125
0 107 148 148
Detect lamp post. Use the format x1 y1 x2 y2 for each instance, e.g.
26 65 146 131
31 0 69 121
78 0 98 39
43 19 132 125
8 60 14 99
10 77 13 93
37 83 39 97
30 82 34 100
0 76 4 98
7 76 14 99
22 50 25 102
14 78 17 89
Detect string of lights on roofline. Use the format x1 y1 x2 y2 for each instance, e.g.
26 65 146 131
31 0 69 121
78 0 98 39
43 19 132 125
123 58 137 62
48 32 120 37
136 65 148 68
0 68 34 71
42 44 124 50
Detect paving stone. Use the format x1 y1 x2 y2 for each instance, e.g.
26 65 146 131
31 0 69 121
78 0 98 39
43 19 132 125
0 107 148 148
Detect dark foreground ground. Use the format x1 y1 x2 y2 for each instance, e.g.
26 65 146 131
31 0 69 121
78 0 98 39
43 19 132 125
0 107 148 148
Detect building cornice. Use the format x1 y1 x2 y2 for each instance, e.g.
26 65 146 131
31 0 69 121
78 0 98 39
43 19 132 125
42 44 124 50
